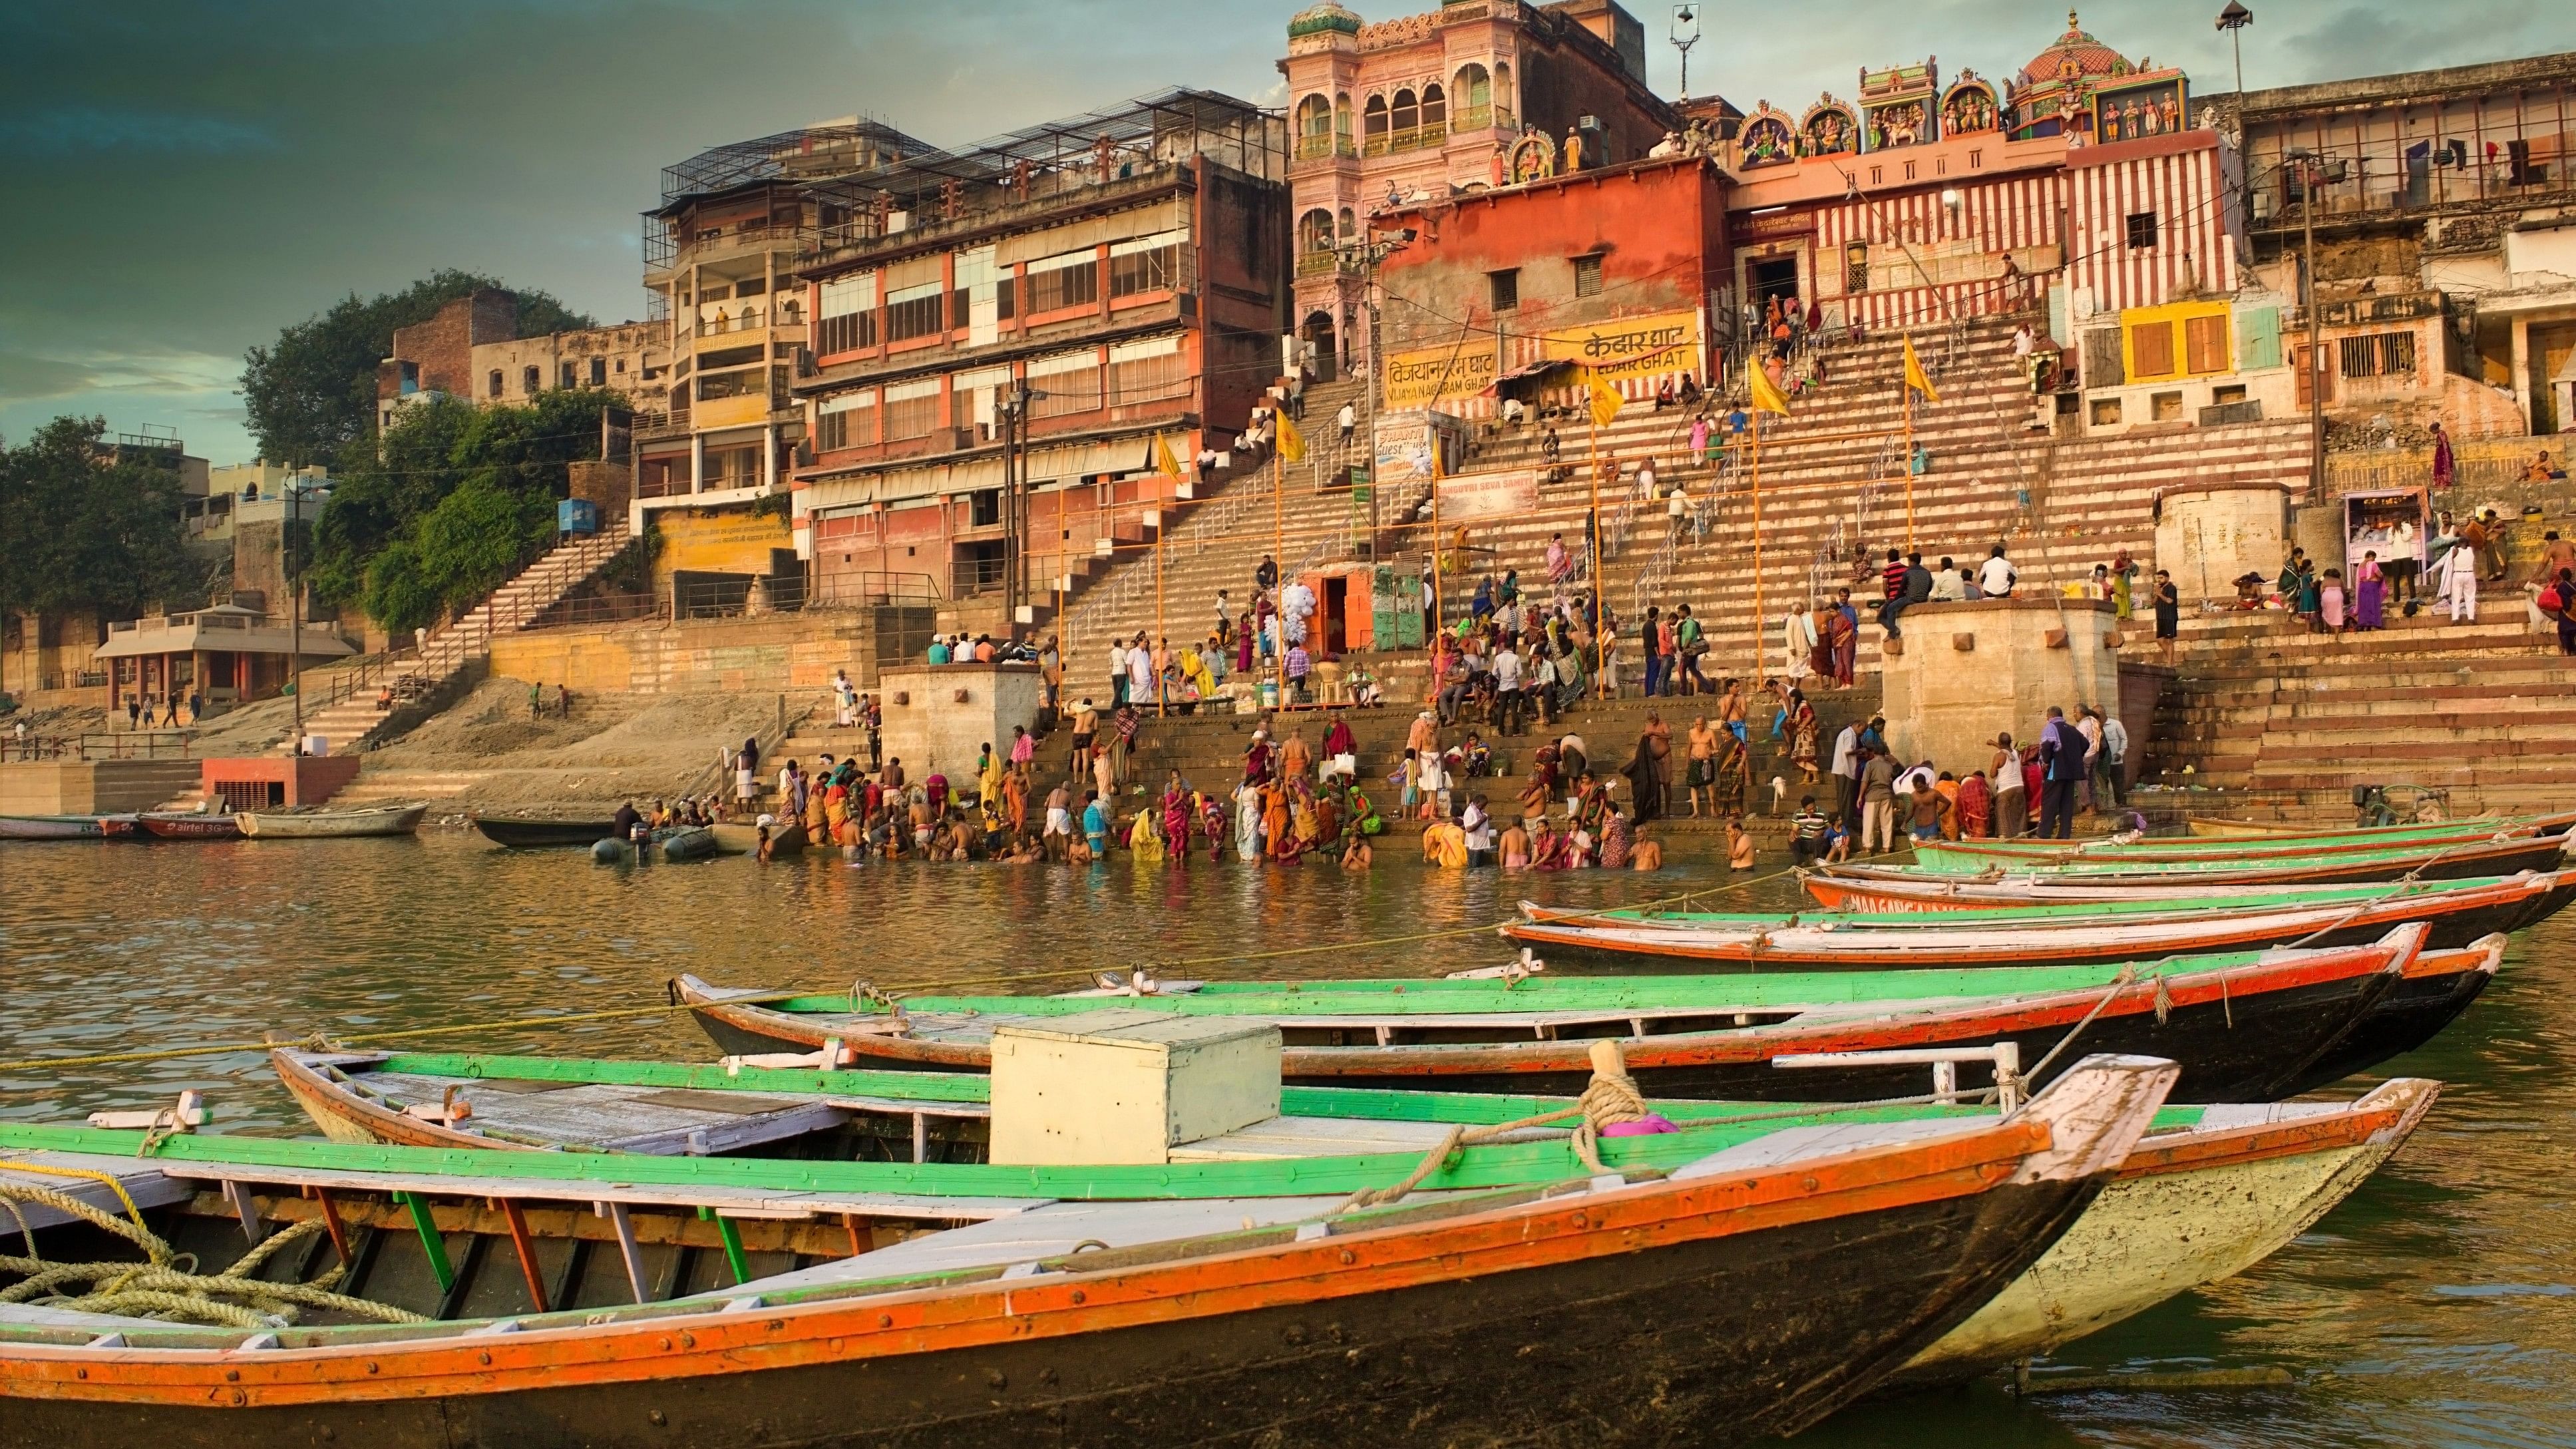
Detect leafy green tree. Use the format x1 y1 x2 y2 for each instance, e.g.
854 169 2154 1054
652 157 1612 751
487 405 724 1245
0 417 196 620
311 387 623 633
240 270 593 466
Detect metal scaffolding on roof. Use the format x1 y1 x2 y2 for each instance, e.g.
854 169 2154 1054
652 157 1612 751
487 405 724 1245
657 116 936 207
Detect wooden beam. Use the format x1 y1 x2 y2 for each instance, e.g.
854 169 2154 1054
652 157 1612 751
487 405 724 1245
495 1198 550 1315
601 1201 649 1304
399 1191 455 1293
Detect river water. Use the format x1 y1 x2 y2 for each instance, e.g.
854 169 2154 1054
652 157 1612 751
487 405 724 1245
3 828 2569 1445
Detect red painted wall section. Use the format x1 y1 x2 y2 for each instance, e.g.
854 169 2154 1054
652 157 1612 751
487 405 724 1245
200 755 362 809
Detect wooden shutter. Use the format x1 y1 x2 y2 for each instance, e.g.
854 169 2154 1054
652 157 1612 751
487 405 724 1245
2236 307 2281 371
2082 327 2125 388
2184 314 2229 374
2130 319 2175 378
2292 343 2336 406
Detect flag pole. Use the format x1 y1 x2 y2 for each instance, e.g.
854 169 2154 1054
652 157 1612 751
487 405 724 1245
1902 340 1918 551
1750 407 1765 686
1154 517 1166 719
1273 442 1286 709
1587 398 1604 700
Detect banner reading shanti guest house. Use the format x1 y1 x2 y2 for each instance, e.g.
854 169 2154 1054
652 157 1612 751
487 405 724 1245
1537 308 1704 399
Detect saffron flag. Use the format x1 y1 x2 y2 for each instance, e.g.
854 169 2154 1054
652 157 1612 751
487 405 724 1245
1274 411 1307 463
1746 356 1790 416
1902 334 1941 403
1153 433 1184 479
1587 369 1622 429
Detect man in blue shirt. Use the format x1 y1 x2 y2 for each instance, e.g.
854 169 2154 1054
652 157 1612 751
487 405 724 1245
2036 706 2086 840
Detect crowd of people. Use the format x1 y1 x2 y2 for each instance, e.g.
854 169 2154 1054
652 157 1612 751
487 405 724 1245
1784 700 2131 864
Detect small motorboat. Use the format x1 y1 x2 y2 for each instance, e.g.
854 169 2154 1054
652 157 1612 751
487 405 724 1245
0 813 138 841
235 802 429 839
657 825 718 861
472 814 620 848
134 811 244 841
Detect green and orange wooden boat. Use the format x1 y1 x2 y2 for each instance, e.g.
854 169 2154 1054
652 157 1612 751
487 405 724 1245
0 1057 2176 1447
673 925 2494 1104
1815 829 2570 887
1908 816 2572 873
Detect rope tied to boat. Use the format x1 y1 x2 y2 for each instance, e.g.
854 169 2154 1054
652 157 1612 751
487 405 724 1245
0 1181 427 1329
1334 1041 1668 1215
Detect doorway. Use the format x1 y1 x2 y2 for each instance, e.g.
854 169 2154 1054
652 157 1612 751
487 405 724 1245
1302 310 1338 383
1751 257 1801 311
1321 574 1350 656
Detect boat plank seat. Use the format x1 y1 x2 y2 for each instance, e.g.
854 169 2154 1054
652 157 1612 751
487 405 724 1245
0 1151 194 1232
1169 1115 1517 1161
148 1160 1053 1222
352 1073 852 1154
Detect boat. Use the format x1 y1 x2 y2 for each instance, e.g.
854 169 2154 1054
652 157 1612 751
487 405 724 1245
709 820 805 855
0 1058 2172 1446
1514 871 2563 955
1909 818 2571 873
0 813 138 841
1814 831 2573 887
2184 812 2553 840
134 811 244 841
1506 876 2557 966
234 803 429 839
472 814 620 848
672 925 2496 1103
1801 869 2576 925
267 1048 2438 1386
657 825 718 861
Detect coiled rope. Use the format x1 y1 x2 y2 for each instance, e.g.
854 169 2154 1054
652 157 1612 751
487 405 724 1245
1336 1040 1668 1214
0 1178 425 1328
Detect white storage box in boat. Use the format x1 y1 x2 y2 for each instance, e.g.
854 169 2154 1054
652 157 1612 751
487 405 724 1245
989 1010 1282 1166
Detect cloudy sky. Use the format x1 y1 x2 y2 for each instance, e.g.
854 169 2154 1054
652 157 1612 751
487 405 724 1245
3 0 2567 465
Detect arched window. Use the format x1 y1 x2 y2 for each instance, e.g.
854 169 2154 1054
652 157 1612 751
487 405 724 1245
1363 95 1389 143
488 369 503 399
1338 208 1356 238
522 365 540 393
1296 94 1332 140
1334 93 1352 140
1494 62 1513 118
1299 208 1336 254
1391 89 1419 135
1454 64 1491 112
1422 84 1446 128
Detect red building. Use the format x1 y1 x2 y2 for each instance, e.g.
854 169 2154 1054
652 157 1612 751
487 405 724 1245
1372 152 1730 415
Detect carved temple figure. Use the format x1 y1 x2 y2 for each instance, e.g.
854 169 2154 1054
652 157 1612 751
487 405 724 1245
1563 127 1585 172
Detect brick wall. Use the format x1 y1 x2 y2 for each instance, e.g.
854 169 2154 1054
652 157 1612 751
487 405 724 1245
389 290 522 401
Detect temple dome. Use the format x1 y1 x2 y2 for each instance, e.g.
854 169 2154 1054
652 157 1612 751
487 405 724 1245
1288 1 1361 39
2015 9 2131 89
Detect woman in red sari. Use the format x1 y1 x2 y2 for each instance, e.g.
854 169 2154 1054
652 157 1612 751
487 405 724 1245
1954 769 1993 839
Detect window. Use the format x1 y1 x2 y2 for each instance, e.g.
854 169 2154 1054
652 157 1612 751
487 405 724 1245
590 357 607 386
1364 95 1389 143
696 370 757 401
2151 391 2184 422
815 391 877 451
560 361 577 389
2338 330 2418 379
522 365 540 394
1572 254 1604 298
2129 319 2175 378
697 343 764 371
881 378 941 440
2212 383 2249 405
488 369 503 399
1109 335 1187 406
1111 230 1183 298
995 276 1015 320
1027 349 1103 418
2183 313 2229 374
885 282 947 343
1391 89 1419 134
818 273 880 354
970 489 1002 527
1489 268 1519 311
2125 211 2159 250
1845 242 1869 294
1025 251 1099 313
2090 397 2123 426
1421 84 1446 128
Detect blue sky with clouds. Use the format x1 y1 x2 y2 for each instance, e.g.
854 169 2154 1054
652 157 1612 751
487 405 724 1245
1 0 2566 465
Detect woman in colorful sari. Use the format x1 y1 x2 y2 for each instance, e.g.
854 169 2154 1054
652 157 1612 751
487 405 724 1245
1955 769 1992 839
1827 598 1859 688
1233 782 1263 862
1002 769 1029 837
1787 690 1820 785
1127 804 1165 862
2354 551 2386 630
1263 784 1300 863
1529 817 1574 870
1197 791 1228 861
823 783 852 847
1161 775 1192 857
1597 809 1632 869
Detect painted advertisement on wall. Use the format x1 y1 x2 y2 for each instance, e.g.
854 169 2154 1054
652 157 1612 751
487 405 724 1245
1382 342 1499 411
1374 409 1470 489
1436 469 1541 522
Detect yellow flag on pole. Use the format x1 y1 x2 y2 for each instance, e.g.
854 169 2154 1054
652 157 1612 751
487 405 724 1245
1274 411 1307 463
1153 433 1184 479
1746 356 1790 415
1587 369 1623 429
1902 334 1941 403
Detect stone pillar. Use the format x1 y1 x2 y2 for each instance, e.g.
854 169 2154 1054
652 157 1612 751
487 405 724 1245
1879 598 2125 774
691 434 706 495
2154 482 2290 603
874 661 1041 781
761 423 777 494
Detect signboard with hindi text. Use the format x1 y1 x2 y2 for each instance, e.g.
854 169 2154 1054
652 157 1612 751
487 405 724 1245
1374 409 1469 489
1381 343 1498 411
1437 469 1540 522
1539 309 1704 385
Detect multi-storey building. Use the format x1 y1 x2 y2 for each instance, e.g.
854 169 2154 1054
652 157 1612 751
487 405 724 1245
2215 51 2576 436
788 90 1288 623
1280 0 1678 375
469 322 665 409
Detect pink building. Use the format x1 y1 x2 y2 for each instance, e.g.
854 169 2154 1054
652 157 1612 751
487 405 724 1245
1279 0 1677 375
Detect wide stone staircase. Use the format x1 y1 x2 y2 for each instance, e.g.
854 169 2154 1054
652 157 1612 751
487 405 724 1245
2148 608 2576 813
277 520 638 757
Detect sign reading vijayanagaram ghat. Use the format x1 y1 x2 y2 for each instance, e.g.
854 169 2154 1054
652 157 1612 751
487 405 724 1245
1382 343 1499 411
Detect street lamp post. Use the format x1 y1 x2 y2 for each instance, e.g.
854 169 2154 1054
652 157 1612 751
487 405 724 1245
2215 3 2253 99
1670 6 1700 104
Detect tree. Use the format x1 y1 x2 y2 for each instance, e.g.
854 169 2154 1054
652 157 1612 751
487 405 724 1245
0 417 196 620
240 270 593 466
310 387 621 634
